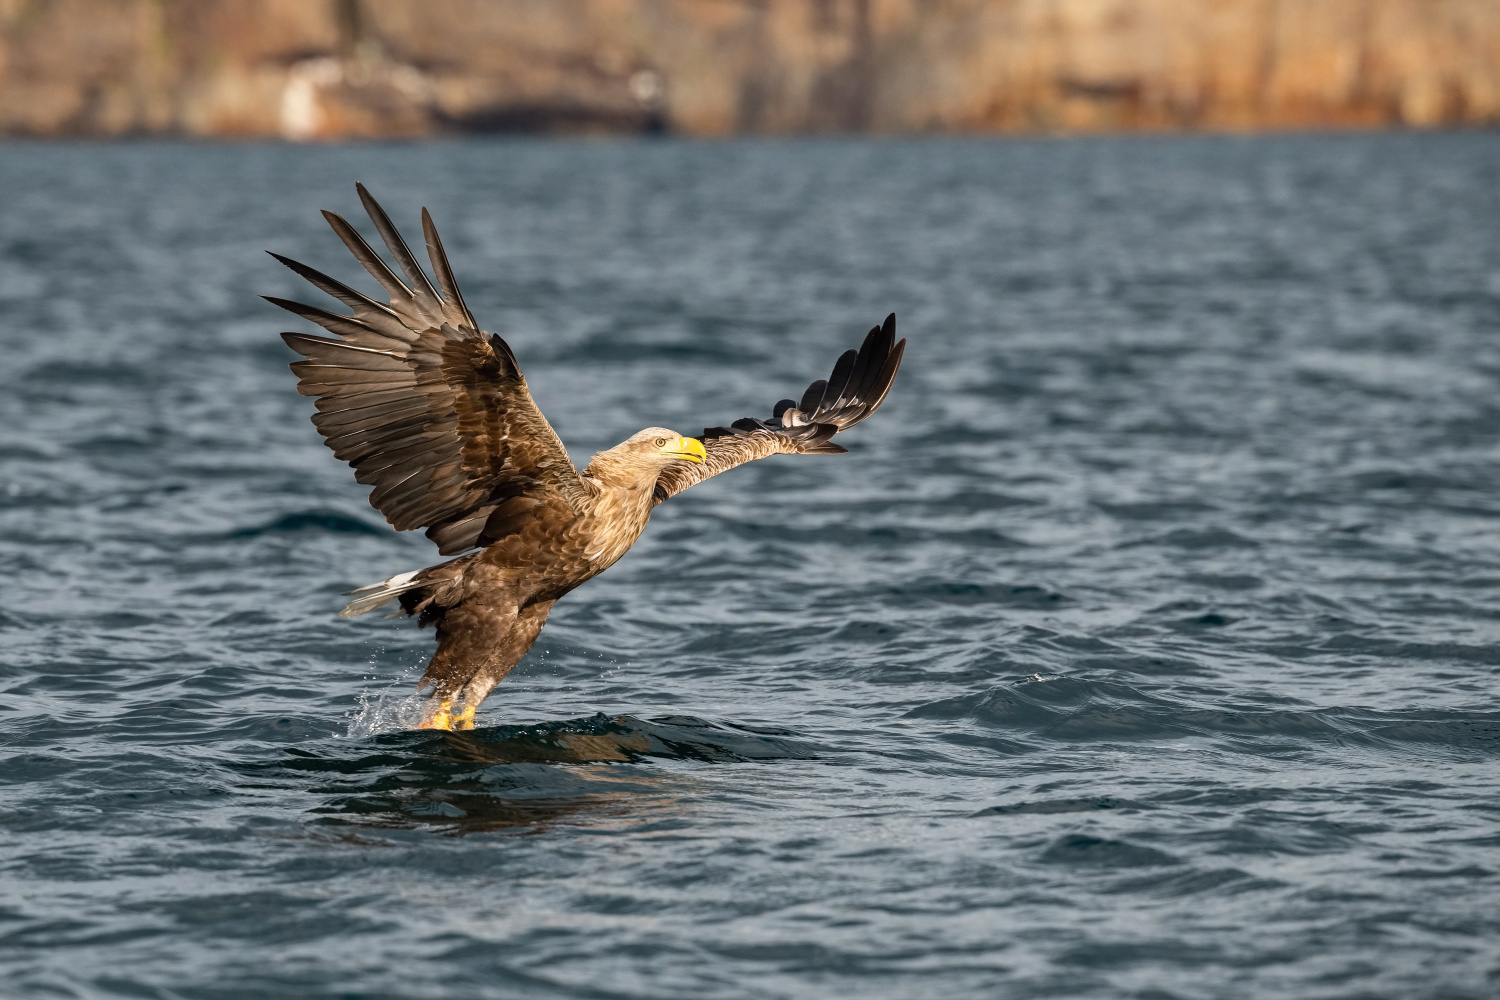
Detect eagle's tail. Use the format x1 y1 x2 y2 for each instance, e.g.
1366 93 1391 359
340 569 428 618
340 556 473 622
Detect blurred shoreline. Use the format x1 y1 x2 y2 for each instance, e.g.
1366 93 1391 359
2 0 1498 140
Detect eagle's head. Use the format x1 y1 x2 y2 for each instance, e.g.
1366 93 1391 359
620 427 706 466
586 426 706 490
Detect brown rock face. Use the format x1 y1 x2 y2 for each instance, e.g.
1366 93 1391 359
2 0 1498 137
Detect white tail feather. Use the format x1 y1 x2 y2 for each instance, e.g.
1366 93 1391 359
340 569 425 618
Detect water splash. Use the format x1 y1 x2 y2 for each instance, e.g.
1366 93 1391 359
343 654 426 738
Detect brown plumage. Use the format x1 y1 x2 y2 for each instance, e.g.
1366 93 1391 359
270 185 905 729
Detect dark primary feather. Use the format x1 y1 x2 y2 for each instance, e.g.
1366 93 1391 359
321 210 411 305
265 252 413 344
799 380 828 414
270 185 586 555
421 208 477 331
653 313 906 504
357 183 443 304
821 349 858 409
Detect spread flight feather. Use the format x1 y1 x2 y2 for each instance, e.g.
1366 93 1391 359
270 184 905 729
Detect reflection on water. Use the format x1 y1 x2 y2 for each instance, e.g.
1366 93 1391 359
317 762 669 836
267 715 821 835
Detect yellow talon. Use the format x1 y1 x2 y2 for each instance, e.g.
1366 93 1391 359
416 701 474 731
419 700 454 730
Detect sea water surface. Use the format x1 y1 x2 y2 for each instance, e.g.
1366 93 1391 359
2 134 1499 998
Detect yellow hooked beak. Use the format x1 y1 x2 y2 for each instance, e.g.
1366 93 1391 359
660 436 706 464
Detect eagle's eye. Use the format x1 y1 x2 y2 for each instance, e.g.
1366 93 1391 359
654 437 666 447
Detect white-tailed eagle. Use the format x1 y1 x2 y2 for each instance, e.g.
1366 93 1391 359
270 185 905 729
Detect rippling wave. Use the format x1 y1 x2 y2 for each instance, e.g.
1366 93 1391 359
3 134 1500 999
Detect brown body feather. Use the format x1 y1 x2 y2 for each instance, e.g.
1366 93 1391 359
271 186 905 726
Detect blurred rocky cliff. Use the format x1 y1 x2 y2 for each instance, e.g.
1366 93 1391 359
2 0 1498 137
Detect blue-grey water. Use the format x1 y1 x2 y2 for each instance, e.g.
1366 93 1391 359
2 133 1499 999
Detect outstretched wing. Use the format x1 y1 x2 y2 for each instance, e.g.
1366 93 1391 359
653 313 905 505
269 183 586 556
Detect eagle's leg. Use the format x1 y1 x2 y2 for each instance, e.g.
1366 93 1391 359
415 599 556 730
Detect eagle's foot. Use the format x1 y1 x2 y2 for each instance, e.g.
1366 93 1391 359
417 700 453 730
416 700 476 731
